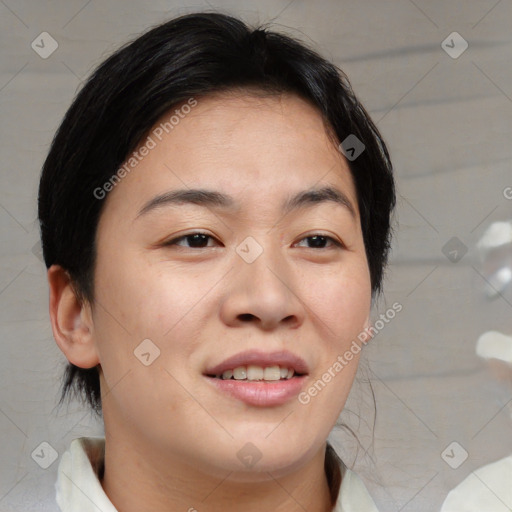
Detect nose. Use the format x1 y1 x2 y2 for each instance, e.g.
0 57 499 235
219 242 306 331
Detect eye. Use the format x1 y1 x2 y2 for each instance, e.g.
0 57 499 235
163 232 219 249
162 232 343 250
294 234 343 250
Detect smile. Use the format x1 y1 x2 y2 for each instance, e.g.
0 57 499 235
210 365 299 381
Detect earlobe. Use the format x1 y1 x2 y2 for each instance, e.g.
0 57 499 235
47 265 100 369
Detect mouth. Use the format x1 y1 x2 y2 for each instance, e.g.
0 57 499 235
206 364 305 381
203 350 309 407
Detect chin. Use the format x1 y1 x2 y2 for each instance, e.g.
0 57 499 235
201 433 321 480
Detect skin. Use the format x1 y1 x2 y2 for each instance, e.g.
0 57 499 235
48 91 372 512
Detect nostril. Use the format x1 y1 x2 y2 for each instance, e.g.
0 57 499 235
238 313 255 321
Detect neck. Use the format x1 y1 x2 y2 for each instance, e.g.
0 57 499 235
100 428 335 512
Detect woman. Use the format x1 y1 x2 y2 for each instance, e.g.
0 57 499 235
38 11 395 511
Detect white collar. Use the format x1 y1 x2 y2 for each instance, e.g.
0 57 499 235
55 437 378 512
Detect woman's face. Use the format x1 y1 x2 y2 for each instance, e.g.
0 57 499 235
90 91 372 477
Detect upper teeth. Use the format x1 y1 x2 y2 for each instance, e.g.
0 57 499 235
217 365 295 380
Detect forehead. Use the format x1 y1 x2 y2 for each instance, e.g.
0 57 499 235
167 91 339 162
100 92 358 220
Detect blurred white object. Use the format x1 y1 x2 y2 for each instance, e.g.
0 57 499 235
476 330 512 364
440 455 512 511
476 220 512 298
477 221 512 252
441 330 512 510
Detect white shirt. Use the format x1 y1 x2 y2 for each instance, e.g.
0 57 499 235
440 454 512 511
55 437 378 512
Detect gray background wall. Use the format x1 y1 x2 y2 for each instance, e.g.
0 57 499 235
1 1 511 511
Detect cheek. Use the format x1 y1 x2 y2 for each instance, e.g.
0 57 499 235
301 268 370 417
94 248 212 338
91 249 220 403
298 259 370 412
303 261 371 345
92 254 207 424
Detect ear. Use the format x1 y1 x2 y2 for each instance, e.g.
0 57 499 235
47 265 100 368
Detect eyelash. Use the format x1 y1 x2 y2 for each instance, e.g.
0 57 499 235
163 232 343 250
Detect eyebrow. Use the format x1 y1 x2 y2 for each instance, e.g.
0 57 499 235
135 185 356 220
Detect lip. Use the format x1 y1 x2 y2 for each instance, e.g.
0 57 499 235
206 375 307 407
204 349 309 376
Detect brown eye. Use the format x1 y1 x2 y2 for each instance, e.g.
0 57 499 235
295 234 342 249
164 232 218 248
